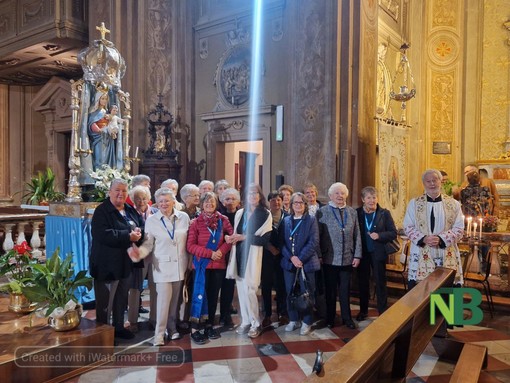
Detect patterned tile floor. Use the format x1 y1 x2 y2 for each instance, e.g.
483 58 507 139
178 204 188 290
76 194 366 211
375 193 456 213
61 296 510 383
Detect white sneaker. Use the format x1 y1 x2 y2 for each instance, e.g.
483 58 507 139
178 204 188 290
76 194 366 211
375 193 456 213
285 321 301 332
153 335 164 346
247 326 261 338
300 323 312 336
236 324 251 335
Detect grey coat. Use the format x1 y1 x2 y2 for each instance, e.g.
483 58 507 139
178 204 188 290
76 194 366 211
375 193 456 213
317 204 362 266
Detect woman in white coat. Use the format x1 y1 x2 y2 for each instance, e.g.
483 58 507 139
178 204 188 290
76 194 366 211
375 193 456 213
128 187 190 346
226 183 272 338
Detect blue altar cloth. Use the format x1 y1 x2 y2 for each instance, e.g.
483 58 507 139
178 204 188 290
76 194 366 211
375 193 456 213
45 215 95 304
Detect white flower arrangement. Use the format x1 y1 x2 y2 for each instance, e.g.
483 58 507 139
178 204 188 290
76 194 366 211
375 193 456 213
88 165 133 201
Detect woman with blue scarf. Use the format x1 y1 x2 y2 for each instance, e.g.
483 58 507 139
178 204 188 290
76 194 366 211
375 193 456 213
186 192 233 344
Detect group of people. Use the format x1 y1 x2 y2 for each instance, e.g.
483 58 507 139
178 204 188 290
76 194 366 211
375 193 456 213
90 167 484 346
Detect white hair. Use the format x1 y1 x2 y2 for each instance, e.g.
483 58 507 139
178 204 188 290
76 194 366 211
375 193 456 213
328 182 349 197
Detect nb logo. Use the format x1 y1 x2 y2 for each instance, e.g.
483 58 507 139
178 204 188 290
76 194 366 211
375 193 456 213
430 288 483 326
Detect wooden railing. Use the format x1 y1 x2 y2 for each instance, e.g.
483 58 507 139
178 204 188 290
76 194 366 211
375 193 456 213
305 267 456 382
0 206 48 260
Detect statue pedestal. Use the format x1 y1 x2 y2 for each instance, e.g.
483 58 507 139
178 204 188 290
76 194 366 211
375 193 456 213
46 202 96 304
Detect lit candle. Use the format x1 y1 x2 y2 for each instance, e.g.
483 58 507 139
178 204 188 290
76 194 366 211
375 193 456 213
479 217 483 241
135 146 139 158
127 145 131 156
467 216 472 237
78 136 82 149
473 222 478 239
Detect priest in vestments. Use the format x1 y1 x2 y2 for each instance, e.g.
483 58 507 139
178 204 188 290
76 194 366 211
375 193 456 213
403 169 464 289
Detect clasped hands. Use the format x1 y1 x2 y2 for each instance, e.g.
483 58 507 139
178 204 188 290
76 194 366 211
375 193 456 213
423 235 441 247
129 227 142 242
211 250 223 261
225 234 245 245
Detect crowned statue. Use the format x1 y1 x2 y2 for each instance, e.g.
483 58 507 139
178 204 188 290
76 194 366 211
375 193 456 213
66 23 131 202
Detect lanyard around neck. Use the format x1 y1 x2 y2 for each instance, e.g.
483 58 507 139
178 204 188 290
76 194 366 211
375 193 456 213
161 216 176 242
290 219 304 255
365 211 376 232
331 206 347 230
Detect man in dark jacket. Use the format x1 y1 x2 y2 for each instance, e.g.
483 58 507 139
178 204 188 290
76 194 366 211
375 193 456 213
90 178 144 339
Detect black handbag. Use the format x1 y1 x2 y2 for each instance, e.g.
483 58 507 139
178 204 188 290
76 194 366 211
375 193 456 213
384 238 401 255
287 268 314 313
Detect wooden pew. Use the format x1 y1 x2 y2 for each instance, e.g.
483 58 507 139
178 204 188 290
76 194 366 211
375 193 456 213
449 343 487 383
305 267 456 382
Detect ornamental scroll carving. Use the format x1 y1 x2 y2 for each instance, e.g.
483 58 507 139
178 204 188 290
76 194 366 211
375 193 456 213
293 0 331 191
147 1 172 98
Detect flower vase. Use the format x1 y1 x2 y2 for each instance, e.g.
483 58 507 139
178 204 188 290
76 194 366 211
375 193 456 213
48 305 82 331
8 292 37 314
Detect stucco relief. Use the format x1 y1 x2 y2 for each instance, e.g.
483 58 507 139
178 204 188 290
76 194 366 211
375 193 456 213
147 3 172 98
430 71 455 139
293 1 331 190
431 0 457 28
480 1 510 160
22 1 45 26
428 34 459 66
0 5 15 39
272 18 283 41
199 38 208 59
378 0 399 22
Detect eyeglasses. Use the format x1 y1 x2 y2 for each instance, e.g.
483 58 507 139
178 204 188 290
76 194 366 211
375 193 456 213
292 201 305 205
248 192 259 196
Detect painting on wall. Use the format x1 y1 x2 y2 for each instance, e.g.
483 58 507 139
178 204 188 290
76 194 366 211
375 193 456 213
377 120 409 227
215 44 251 108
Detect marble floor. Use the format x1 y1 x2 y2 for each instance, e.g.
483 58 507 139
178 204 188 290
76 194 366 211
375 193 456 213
60 295 510 383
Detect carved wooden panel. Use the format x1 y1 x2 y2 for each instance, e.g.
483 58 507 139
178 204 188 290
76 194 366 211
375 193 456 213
19 0 54 32
0 2 16 41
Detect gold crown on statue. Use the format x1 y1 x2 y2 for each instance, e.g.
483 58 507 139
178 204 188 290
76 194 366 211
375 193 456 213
77 22 126 87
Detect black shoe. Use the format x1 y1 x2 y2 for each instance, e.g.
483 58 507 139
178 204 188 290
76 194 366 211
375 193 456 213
355 312 368 321
221 315 234 329
191 331 207 345
262 317 273 328
139 306 149 314
206 327 221 339
343 319 356 329
114 328 135 339
230 306 238 315
326 322 335 329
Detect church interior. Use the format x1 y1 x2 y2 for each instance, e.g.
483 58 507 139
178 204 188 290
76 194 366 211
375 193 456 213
1 0 510 382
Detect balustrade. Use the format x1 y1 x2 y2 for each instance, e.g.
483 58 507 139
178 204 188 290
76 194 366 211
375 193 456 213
0 207 48 261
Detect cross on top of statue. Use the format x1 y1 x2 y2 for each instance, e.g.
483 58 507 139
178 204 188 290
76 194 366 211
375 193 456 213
96 22 111 40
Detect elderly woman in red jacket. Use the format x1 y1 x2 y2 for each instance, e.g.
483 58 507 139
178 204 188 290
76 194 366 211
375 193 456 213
187 192 233 344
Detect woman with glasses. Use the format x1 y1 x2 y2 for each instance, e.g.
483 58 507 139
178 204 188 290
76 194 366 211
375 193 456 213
280 192 320 335
317 182 362 329
180 184 201 219
226 183 272 338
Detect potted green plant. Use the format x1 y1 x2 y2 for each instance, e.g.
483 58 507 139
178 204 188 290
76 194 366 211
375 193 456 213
0 241 38 313
22 249 93 331
22 168 66 205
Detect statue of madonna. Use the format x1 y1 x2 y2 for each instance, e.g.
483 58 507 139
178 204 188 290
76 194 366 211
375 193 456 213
87 89 124 170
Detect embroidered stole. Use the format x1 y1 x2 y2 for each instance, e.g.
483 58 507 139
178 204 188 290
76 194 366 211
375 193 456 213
415 194 460 281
